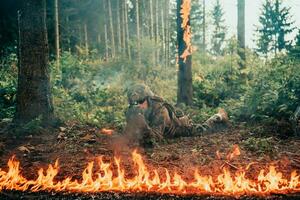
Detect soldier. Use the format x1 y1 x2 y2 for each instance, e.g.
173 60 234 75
124 83 229 148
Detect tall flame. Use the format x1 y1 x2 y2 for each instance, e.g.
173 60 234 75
180 0 193 62
0 151 299 195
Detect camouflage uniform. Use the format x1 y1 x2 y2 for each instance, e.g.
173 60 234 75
125 84 227 147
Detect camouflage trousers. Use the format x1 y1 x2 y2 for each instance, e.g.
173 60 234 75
167 113 225 138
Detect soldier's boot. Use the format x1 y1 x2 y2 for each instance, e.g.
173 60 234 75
216 108 229 123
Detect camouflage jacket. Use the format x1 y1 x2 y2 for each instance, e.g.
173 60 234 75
125 96 193 147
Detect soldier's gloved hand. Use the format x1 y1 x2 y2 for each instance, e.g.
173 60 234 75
125 106 143 122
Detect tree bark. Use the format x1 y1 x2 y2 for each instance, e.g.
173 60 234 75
177 0 193 106
116 0 121 54
135 0 141 64
149 0 155 65
165 0 170 67
124 1 131 60
155 0 159 65
108 0 115 58
54 0 60 68
15 0 54 124
84 23 88 55
237 0 246 69
161 1 165 67
121 0 126 55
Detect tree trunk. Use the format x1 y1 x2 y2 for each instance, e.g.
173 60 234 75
116 0 121 54
54 0 60 68
161 1 165 67
84 23 88 55
155 0 159 65
165 0 170 67
104 23 109 60
202 0 206 52
124 1 131 60
15 0 54 124
177 0 193 106
135 0 141 64
108 0 115 58
237 0 246 69
66 15 71 52
149 0 155 65
121 0 126 55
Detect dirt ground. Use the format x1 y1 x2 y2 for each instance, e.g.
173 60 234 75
0 121 299 199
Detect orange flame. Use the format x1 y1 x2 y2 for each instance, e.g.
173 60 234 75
180 0 193 62
227 145 241 161
100 128 114 135
0 151 299 195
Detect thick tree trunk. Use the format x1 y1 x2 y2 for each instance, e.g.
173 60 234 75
54 0 60 67
177 0 193 106
237 0 246 69
108 0 115 58
136 0 141 65
124 1 131 60
15 0 54 124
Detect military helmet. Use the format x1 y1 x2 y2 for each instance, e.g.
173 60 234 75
127 83 154 105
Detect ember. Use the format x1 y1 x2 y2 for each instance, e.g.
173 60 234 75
100 128 114 135
0 151 299 195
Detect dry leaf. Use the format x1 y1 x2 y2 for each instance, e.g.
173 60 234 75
18 146 30 153
81 134 95 142
59 127 67 132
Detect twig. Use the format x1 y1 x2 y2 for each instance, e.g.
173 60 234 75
223 161 239 170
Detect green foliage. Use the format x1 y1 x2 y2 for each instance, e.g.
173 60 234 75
256 0 295 56
242 136 275 154
210 0 227 56
236 56 300 122
0 53 17 119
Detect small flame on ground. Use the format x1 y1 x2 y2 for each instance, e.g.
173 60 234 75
0 151 299 195
100 128 114 135
227 145 241 161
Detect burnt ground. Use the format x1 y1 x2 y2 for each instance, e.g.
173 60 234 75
0 121 300 199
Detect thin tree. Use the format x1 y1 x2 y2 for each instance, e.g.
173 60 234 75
54 0 60 68
15 0 54 123
108 0 115 58
237 0 246 69
177 0 193 105
116 0 121 54
84 23 88 55
124 1 131 59
135 0 141 65
149 0 155 65
210 0 227 56
102 0 109 59
155 0 159 65
165 0 170 67
256 0 295 56
202 0 206 52
161 1 165 67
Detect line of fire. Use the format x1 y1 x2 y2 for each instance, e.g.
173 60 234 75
0 0 300 199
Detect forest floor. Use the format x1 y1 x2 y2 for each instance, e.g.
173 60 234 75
0 122 300 199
